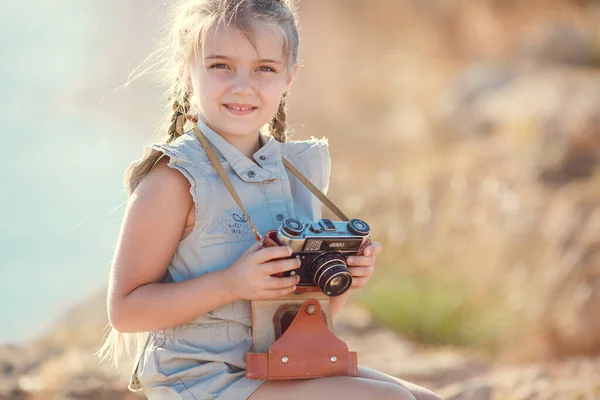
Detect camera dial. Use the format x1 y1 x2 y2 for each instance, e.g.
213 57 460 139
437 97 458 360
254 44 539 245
348 218 370 236
309 221 323 233
282 218 304 237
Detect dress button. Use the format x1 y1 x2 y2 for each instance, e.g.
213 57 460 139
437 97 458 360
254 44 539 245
276 214 285 221
259 155 266 161
247 170 256 178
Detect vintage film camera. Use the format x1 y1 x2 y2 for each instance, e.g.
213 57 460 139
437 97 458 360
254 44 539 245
246 217 372 380
273 217 372 296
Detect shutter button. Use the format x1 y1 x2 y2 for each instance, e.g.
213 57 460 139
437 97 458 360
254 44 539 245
276 214 285 221
247 170 256 178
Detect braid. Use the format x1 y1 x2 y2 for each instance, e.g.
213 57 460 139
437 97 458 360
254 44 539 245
269 94 288 143
167 86 191 143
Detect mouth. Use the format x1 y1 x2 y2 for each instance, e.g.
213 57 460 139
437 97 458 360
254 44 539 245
223 104 258 115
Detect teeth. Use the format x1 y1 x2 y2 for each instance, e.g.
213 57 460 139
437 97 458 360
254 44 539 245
228 105 252 111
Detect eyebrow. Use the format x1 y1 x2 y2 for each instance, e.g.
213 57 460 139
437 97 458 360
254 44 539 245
204 54 284 64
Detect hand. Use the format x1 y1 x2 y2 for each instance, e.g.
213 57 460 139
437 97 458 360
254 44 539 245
224 242 301 301
346 241 382 289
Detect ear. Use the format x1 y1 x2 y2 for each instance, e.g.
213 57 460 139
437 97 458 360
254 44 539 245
285 64 299 93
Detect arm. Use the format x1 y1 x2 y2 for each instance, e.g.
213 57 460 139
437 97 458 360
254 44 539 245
107 157 237 333
107 157 300 333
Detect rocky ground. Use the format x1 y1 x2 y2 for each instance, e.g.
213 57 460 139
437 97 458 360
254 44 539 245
336 304 600 400
1 301 598 400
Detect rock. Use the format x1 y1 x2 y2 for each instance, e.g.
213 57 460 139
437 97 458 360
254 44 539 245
0 388 28 400
435 67 600 186
434 64 516 140
517 22 598 68
535 110 600 186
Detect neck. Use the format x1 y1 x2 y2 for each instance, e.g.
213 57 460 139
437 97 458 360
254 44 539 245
204 121 262 159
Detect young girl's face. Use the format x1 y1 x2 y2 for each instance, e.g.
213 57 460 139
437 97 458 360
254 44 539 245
189 22 297 139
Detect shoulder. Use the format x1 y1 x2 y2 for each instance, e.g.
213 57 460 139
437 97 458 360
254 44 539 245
136 156 193 206
149 132 208 167
280 136 331 192
281 136 329 157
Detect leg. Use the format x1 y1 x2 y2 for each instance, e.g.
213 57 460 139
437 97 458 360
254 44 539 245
248 375 416 400
358 366 443 400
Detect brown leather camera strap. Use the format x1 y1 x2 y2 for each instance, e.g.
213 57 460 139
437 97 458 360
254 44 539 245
192 126 349 244
281 157 349 221
193 126 263 242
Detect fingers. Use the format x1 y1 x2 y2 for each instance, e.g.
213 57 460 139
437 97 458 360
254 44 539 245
264 275 300 289
261 285 298 299
346 255 374 267
351 276 370 289
242 241 263 257
252 246 293 263
253 277 299 300
262 256 301 275
348 265 373 277
362 241 382 257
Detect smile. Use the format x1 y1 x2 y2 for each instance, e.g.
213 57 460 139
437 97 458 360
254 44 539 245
223 104 257 115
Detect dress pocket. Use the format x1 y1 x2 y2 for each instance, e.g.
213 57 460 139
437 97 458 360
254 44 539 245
199 240 256 321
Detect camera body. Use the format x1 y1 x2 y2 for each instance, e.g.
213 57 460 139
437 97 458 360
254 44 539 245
265 217 372 297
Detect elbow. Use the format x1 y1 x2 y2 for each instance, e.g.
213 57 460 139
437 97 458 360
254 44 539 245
108 298 136 333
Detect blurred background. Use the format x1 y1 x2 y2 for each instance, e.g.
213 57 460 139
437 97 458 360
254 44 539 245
1 0 600 398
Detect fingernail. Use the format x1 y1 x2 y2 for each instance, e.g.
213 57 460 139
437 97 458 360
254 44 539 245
347 257 355 263
287 247 293 255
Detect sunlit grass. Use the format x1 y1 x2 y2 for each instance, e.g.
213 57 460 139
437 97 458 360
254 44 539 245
355 264 511 350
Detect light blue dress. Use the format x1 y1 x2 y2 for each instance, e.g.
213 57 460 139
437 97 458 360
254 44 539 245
129 117 331 399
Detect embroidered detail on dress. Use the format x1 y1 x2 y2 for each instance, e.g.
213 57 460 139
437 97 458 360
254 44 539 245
219 212 254 241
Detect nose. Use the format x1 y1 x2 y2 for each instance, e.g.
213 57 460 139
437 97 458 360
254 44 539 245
231 71 255 97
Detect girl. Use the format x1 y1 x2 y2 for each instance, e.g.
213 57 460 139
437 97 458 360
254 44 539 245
100 1 442 399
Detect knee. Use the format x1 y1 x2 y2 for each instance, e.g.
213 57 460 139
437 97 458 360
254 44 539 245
413 390 443 400
379 384 417 400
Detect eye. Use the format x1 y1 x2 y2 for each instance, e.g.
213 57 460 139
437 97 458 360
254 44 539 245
258 65 276 73
209 63 230 70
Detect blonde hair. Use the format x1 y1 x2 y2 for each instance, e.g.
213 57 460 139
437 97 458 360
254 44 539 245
97 0 301 368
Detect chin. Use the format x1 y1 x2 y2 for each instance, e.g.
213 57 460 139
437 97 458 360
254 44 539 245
222 122 264 137
224 117 267 133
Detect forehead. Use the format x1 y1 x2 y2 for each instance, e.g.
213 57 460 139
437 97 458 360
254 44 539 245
202 21 286 61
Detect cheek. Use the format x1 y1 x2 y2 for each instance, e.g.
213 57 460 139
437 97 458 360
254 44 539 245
196 74 227 98
257 80 288 104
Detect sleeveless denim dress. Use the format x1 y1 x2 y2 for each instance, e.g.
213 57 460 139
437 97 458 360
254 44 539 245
129 117 331 400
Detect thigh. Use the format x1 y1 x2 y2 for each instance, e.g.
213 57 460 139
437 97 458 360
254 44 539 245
358 366 442 400
247 375 416 400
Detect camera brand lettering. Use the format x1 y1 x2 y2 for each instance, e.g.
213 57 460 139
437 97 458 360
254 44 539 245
329 242 345 248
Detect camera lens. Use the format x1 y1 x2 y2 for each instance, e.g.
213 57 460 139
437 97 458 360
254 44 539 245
308 252 353 297
330 276 343 287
